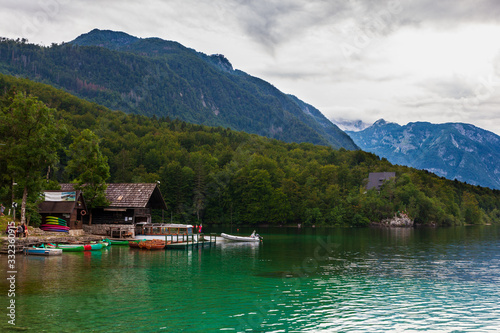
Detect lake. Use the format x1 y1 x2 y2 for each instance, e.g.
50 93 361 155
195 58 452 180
2 226 500 332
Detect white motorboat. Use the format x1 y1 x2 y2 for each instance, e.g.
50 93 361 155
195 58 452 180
221 231 262 242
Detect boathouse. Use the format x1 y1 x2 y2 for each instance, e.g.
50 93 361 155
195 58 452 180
366 172 396 191
38 190 87 230
60 183 167 237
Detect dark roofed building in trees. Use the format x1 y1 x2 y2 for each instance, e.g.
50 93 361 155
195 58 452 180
60 183 167 236
366 172 396 191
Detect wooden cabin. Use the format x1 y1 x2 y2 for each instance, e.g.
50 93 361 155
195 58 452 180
38 190 87 229
60 182 167 224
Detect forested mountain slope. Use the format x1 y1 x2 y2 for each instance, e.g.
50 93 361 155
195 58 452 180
1 74 499 226
0 29 356 149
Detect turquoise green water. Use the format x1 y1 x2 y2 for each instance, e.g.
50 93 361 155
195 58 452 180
2 226 500 332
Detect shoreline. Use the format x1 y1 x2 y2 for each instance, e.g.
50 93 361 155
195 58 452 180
0 233 108 254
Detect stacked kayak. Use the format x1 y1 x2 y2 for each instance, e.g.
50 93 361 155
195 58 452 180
40 216 70 233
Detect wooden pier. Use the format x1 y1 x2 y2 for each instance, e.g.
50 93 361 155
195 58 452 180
164 233 218 249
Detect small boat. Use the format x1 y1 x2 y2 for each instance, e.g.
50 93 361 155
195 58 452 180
104 239 130 246
46 243 85 252
57 243 103 251
24 247 62 256
128 240 143 248
60 246 85 252
84 243 103 251
221 230 262 242
98 240 110 247
138 239 166 250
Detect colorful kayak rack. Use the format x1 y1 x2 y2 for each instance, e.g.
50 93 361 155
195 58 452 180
40 216 69 232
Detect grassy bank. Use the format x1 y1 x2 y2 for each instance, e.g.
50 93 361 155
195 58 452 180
0 215 16 233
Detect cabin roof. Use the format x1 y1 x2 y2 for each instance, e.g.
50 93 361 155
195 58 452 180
366 172 396 190
60 183 167 210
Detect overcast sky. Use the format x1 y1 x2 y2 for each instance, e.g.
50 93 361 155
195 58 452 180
2 0 500 135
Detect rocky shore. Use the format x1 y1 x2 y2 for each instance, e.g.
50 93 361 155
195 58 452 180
372 213 414 227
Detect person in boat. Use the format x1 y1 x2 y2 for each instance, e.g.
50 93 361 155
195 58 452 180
250 230 262 240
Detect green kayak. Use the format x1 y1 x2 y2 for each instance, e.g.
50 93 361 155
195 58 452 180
57 243 103 251
45 244 85 252
104 238 131 246
60 245 85 252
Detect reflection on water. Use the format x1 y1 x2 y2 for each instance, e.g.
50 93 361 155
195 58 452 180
1 226 500 332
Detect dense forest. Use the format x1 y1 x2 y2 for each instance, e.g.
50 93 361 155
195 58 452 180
0 32 356 149
1 73 500 227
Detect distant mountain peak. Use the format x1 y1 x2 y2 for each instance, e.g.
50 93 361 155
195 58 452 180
330 118 371 132
373 118 387 126
373 118 401 126
70 29 139 49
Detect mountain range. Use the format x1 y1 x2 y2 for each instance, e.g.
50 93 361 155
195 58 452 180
0 29 357 150
347 119 500 190
3 30 499 190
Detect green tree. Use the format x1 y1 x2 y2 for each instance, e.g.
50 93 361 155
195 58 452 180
461 191 482 224
0 91 66 225
304 207 324 225
161 161 194 219
188 152 218 221
66 129 110 223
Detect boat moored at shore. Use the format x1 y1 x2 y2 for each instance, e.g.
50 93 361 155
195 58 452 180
221 230 262 242
24 247 63 256
48 243 104 251
138 239 166 250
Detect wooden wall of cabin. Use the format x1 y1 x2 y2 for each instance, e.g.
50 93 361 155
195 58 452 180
90 209 135 224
